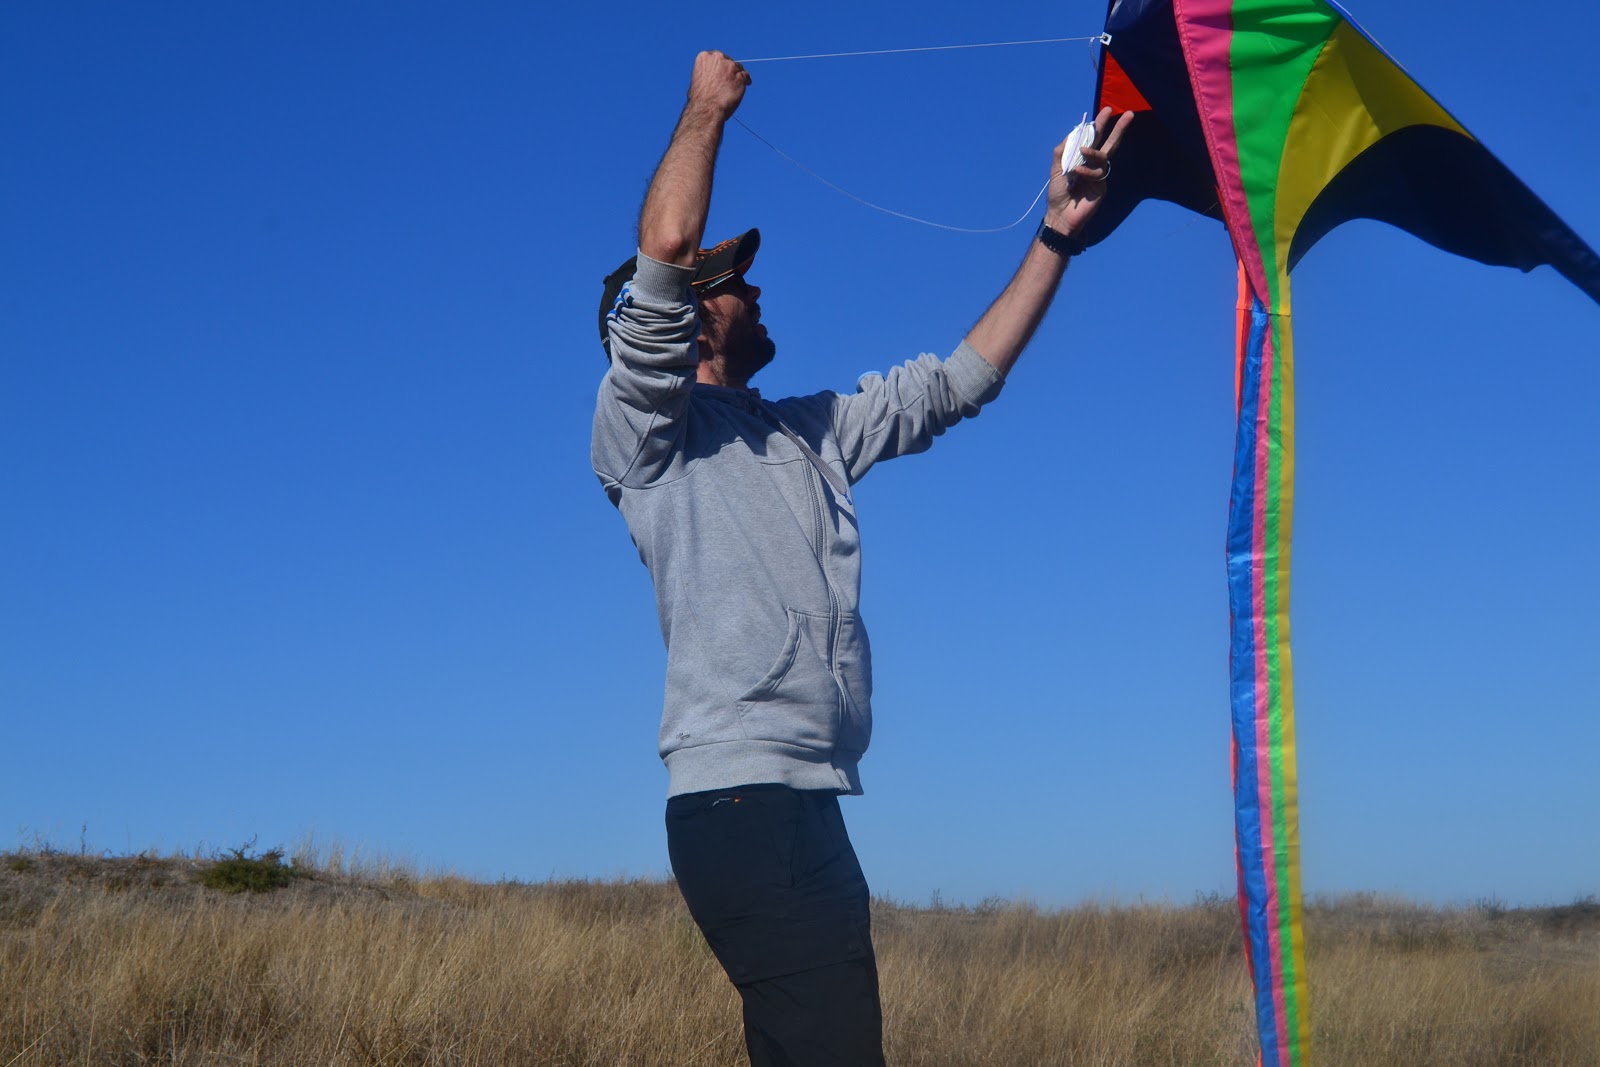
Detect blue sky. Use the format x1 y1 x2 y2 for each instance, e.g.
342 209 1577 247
3 1 1595 908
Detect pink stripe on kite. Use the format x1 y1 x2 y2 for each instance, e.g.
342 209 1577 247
1172 0 1271 300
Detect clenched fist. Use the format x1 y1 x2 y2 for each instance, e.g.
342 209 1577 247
687 50 751 119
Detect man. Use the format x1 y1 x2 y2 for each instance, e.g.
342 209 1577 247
592 50 1130 1066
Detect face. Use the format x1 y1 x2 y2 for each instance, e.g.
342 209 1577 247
696 273 775 383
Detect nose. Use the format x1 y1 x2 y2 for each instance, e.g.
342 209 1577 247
747 282 761 301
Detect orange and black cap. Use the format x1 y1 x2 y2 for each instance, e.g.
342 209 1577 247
689 227 760 292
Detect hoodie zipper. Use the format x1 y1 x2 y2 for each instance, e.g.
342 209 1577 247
801 455 847 737
738 391 850 738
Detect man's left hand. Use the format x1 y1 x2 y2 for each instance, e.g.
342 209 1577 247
1045 106 1135 236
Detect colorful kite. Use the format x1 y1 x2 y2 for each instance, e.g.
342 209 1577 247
1080 1 1600 1063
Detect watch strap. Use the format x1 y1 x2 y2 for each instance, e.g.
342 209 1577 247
1036 220 1087 257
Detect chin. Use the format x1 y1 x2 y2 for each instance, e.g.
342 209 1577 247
739 337 778 379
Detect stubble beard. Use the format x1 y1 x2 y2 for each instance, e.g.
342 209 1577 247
730 320 777 381
702 302 777 384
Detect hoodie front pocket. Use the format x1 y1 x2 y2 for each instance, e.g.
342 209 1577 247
736 609 840 749
831 613 872 755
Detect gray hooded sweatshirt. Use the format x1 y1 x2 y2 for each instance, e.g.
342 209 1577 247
593 252 1004 797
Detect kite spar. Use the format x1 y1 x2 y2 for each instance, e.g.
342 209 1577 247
1082 1 1600 1063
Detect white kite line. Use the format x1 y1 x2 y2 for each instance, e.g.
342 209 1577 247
738 36 1102 64
732 118 1051 234
729 33 1109 232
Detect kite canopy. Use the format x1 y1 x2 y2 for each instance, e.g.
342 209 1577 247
1084 2 1598 1065
1086 0 1600 306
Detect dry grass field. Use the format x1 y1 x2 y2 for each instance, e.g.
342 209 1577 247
2 844 1595 1066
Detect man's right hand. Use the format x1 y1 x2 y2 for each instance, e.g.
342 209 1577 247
686 50 751 120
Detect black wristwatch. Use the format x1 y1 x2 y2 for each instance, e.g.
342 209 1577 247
1036 219 1087 257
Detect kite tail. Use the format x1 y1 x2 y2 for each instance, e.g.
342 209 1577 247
1227 263 1311 1067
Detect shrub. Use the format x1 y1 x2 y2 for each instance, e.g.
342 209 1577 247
197 841 307 894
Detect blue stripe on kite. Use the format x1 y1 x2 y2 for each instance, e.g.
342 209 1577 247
1227 296 1281 1064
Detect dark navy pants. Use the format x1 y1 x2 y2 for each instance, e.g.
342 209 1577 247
666 784 886 1067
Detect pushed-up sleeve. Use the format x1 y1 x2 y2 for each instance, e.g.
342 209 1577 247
830 341 1005 484
592 253 700 490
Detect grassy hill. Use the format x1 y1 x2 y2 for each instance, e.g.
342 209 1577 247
3 845 1595 1065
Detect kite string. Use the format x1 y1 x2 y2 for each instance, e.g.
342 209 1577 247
731 117 1050 234
738 36 1101 64
729 33 1110 232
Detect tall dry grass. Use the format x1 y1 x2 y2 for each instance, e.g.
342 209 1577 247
2 847 1595 1066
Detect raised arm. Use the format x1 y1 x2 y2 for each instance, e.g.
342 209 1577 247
593 53 753 492
638 51 751 267
964 107 1134 377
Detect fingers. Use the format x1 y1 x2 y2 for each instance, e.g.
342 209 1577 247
1098 109 1136 158
1091 106 1114 146
1056 108 1133 185
1084 106 1135 159
1069 157 1110 187
697 50 752 87
1078 143 1111 173
1063 108 1133 187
